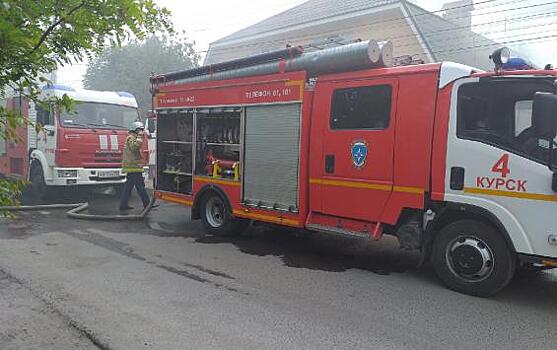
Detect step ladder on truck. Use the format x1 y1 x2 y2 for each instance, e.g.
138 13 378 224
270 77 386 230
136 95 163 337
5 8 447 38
150 41 557 297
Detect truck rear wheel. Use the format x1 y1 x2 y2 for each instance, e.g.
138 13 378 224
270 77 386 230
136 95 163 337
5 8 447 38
200 193 248 236
431 219 516 297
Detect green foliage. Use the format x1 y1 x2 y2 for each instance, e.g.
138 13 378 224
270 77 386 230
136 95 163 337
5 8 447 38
0 0 172 207
0 108 25 142
0 0 172 91
84 34 199 113
0 178 26 216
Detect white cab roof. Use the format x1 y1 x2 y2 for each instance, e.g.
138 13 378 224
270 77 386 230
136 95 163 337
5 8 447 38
439 62 483 89
41 85 138 108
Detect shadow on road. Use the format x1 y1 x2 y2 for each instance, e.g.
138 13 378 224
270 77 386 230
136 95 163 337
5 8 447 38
496 269 557 307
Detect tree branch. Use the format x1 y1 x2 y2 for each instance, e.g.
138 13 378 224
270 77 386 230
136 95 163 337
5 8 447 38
31 1 86 53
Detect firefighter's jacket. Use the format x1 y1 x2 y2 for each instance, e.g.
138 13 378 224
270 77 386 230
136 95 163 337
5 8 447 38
122 132 144 173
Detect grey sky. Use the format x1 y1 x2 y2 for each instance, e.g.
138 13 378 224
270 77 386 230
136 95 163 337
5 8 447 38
57 0 557 87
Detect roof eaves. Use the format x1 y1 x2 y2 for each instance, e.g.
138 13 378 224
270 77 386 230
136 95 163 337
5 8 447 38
403 1 498 58
400 0 437 62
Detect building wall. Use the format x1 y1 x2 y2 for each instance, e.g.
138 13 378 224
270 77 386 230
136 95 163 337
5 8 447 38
206 7 428 65
0 97 6 156
205 1 506 71
0 97 29 177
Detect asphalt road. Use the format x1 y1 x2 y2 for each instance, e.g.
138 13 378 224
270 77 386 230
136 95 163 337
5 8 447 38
0 193 556 349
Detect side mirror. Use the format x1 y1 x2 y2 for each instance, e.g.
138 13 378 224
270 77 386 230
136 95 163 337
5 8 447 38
532 92 557 136
532 93 557 170
43 124 55 136
549 138 557 175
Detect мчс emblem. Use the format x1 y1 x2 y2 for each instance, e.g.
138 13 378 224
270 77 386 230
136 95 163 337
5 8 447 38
351 141 368 169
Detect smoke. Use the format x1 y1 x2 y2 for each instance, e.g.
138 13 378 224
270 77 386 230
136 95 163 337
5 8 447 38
514 43 556 68
410 0 557 67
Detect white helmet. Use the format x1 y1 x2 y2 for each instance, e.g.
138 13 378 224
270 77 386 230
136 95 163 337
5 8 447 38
130 121 144 131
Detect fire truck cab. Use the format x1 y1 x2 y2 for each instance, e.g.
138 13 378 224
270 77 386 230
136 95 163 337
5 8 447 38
1 85 142 198
152 42 557 297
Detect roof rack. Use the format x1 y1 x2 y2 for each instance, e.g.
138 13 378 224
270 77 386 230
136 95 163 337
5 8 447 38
151 39 393 86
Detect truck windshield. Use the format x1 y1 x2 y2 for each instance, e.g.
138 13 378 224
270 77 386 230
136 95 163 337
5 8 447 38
60 102 139 130
457 77 556 164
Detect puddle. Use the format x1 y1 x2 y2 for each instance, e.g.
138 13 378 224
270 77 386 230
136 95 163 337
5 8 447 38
141 210 420 275
3 221 34 239
194 224 421 275
0 211 79 239
0 216 39 239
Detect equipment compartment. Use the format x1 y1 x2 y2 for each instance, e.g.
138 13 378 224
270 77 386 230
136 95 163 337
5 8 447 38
156 110 193 194
195 108 241 180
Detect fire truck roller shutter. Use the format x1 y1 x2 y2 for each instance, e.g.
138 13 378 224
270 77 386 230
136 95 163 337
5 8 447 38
243 103 301 211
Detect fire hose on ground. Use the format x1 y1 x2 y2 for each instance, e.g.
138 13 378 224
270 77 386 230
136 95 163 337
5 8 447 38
0 198 157 221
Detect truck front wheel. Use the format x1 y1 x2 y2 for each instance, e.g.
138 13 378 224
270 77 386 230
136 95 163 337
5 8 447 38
200 193 248 236
30 164 49 200
431 219 516 297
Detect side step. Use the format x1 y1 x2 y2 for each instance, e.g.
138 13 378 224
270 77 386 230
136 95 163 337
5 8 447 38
306 223 382 241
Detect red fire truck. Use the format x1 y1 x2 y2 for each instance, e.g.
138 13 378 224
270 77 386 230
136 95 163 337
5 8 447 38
1 85 143 198
151 41 557 296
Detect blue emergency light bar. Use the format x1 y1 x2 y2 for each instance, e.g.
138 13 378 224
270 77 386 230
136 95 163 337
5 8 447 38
502 57 536 70
43 84 75 91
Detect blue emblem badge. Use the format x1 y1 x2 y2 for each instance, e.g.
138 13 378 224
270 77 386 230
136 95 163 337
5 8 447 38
351 141 368 169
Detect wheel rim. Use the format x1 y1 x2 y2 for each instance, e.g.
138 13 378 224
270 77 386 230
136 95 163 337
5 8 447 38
446 235 495 282
205 197 225 228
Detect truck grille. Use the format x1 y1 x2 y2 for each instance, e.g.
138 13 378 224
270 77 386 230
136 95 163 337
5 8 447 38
95 152 122 163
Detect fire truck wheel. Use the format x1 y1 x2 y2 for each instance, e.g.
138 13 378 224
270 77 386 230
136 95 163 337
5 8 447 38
200 193 245 236
431 219 516 297
30 164 49 200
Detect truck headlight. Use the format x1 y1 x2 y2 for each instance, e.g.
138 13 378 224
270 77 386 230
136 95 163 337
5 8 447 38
57 170 78 178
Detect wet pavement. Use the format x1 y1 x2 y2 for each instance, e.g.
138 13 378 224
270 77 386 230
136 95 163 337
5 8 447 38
0 192 556 349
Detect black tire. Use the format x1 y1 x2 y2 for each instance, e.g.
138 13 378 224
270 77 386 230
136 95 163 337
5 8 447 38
30 163 49 200
200 192 248 236
431 219 516 297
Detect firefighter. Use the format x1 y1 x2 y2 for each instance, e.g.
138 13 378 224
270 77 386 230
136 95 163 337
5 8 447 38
119 121 150 210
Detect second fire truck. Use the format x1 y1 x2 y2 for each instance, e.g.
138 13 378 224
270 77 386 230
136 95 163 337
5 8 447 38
1 85 144 198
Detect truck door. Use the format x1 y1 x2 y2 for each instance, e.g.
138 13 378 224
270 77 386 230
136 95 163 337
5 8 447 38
36 103 56 167
312 78 398 222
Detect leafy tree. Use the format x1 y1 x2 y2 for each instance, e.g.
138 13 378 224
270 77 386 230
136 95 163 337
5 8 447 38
0 0 172 208
84 34 199 113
